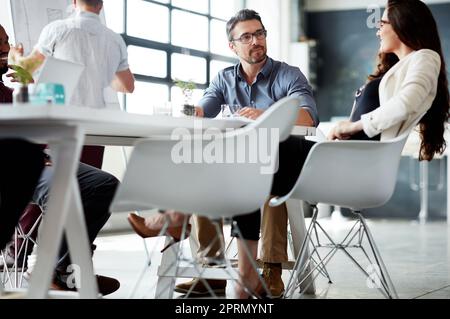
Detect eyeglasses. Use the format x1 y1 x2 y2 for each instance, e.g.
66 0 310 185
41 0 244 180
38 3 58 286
376 19 390 28
231 29 267 44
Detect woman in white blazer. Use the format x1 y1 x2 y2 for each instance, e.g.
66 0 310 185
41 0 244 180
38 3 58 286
329 0 449 161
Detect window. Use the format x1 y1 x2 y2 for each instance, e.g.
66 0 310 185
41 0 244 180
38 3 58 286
171 10 208 52
210 19 233 57
210 60 234 80
104 0 243 112
210 0 242 20
127 0 169 43
103 0 124 34
126 81 169 115
128 46 167 78
171 53 207 84
172 0 208 14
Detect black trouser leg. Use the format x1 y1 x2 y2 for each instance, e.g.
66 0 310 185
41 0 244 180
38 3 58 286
33 162 119 273
0 139 45 249
230 136 316 240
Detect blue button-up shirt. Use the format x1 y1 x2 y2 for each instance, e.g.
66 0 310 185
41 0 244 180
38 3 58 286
199 57 318 126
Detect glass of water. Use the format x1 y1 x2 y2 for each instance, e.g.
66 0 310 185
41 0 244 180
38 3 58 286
153 102 173 116
221 104 242 117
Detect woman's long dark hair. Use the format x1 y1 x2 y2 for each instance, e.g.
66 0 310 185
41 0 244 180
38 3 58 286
369 0 449 161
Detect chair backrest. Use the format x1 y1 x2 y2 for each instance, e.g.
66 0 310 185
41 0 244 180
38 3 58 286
111 96 300 219
271 112 427 210
291 132 409 209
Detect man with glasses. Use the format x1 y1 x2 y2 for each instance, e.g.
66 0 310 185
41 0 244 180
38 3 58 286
174 9 318 298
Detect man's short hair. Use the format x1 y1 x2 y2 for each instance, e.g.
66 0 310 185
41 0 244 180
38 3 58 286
79 0 103 7
226 9 265 42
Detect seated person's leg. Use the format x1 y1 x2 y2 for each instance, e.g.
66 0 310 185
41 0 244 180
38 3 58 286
271 136 316 197
174 215 227 295
260 199 288 298
32 162 120 295
194 216 225 262
0 139 45 250
232 136 316 298
231 210 261 298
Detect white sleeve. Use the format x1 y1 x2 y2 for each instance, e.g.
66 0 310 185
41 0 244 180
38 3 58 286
361 50 441 138
34 22 61 57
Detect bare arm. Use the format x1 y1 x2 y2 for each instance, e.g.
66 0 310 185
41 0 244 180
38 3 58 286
296 108 314 126
239 107 315 125
9 47 46 73
111 69 135 93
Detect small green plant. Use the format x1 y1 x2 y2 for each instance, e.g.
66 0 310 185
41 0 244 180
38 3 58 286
174 79 196 105
9 64 33 85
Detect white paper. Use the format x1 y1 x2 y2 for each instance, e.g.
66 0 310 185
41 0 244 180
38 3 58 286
10 0 73 54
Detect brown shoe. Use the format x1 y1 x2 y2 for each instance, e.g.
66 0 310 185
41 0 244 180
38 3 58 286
262 262 284 298
174 278 226 296
51 274 120 296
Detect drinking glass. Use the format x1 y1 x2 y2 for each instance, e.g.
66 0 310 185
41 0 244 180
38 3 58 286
153 102 173 116
221 104 242 117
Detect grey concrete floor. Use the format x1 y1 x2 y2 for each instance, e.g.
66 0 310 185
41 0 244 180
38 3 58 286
92 218 450 299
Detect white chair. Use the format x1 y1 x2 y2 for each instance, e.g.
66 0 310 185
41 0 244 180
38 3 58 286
111 96 300 298
270 129 415 299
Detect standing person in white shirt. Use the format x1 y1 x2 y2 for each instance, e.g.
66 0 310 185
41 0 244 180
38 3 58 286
8 0 135 296
10 0 134 107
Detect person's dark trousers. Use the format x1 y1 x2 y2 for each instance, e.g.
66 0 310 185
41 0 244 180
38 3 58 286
32 162 119 274
0 139 45 250
4 146 106 264
231 136 316 240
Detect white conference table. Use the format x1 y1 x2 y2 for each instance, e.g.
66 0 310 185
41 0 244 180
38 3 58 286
0 104 315 298
0 104 255 298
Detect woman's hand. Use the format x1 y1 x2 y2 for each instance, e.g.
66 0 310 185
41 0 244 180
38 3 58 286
327 120 363 140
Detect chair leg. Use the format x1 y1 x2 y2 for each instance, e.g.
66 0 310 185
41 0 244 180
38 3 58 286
287 200 316 294
177 221 227 299
285 208 398 299
357 213 398 299
157 216 191 299
130 214 182 298
284 205 336 298
336 212 398 299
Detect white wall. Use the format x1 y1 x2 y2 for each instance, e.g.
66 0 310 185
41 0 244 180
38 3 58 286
0 0 13 41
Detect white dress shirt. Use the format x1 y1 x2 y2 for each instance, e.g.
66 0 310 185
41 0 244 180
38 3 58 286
36 10 129 108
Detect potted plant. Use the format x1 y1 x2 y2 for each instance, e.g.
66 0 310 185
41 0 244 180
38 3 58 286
8 64 34 104
174 79 196 116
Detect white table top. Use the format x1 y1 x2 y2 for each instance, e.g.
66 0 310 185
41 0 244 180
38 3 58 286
0 104 315 145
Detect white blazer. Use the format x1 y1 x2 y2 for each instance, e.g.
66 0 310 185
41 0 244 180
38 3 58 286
361 49 441 140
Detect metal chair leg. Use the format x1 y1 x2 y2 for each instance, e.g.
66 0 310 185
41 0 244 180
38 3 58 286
357 213 398 299
285 208 398 299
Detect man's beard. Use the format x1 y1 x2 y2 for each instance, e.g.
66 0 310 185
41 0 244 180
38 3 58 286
246 46 267 64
